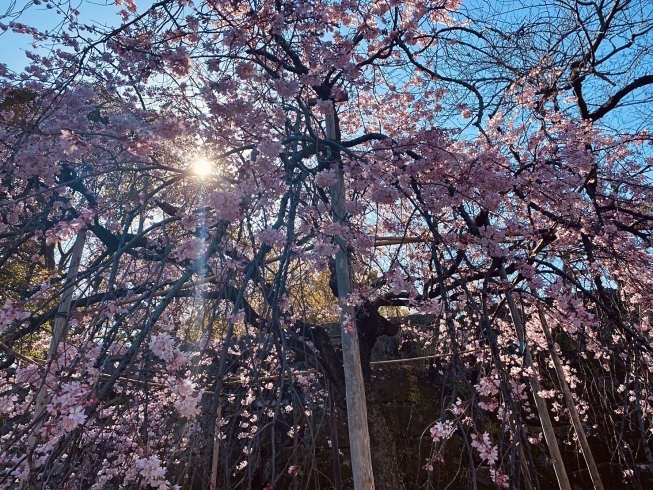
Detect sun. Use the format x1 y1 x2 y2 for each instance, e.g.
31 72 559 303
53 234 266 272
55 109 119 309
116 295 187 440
191 157 214 178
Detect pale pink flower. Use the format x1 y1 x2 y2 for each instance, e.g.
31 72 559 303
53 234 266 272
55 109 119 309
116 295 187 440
61 406 86 432
430 420 455 442
135 456 168 489
235 62 257 79
315 169 337 188
471 432 498 465
166 47 191 77
272 78 299 98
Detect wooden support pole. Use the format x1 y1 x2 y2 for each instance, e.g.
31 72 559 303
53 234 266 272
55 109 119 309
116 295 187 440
500 266 571 490
22 230 87 489
326 107 375 490
537 309 605 490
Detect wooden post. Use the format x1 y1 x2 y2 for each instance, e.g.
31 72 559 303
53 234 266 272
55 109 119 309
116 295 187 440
537 309 605 490
325 106 375 490
500 267 571 490
23 230 87 489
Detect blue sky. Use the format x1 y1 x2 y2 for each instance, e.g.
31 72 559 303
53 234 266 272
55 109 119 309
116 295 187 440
2 0 650 138
1 0 123 72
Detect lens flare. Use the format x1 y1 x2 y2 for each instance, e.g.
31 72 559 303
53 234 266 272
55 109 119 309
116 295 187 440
192 157 213 177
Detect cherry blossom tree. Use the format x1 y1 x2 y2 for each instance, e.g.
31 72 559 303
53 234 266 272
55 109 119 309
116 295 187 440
1 1 653 489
